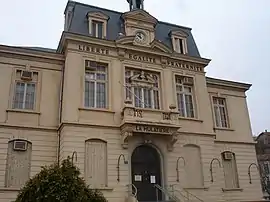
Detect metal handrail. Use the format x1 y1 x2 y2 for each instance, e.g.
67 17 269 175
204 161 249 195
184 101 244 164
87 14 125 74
172 187 204 202
127 184 138 198
154 184 180 202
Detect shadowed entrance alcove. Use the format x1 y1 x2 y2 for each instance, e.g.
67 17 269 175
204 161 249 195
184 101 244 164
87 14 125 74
131 145 162 202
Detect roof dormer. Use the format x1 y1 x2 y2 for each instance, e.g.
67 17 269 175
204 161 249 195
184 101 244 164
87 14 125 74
87 11 110 39
170 30 189 54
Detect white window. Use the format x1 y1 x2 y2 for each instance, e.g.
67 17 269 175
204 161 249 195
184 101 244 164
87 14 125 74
125 69 160 109
174 38 185 54
175 76 195 118
85 139 107 188
12 70 38 110
84 60 108 109
87 12 109 39
5 140 32 187
171 30 188 54
213 97 229 128
222 151 239 188
92 20 104 38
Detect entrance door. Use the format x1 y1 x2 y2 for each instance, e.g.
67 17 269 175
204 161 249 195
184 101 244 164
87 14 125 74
131 145 162 202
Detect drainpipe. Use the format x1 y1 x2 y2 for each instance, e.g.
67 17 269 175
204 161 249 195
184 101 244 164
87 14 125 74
57 62 65 165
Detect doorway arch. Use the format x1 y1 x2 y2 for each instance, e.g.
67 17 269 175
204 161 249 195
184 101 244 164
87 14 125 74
131 145 162 202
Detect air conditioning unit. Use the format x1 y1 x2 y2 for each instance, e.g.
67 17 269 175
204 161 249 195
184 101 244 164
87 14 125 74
21 70 33 80
223 152 233 160
85 60 97 71
13 140 28 151
183 77 193 85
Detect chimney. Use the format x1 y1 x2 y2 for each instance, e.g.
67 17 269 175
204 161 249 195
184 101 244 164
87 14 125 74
64 1 75 31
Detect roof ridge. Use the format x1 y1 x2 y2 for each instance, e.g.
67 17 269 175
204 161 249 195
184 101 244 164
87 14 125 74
67 0 192 30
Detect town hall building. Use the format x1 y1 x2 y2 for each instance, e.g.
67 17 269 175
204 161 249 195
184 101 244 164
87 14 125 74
0 0 263 201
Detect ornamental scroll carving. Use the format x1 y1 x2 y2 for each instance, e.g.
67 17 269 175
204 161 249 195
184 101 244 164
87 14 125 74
121 125 133 149
167 132 179 152
120 122 180 151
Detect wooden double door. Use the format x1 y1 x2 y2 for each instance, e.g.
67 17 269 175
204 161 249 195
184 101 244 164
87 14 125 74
131 145 162 202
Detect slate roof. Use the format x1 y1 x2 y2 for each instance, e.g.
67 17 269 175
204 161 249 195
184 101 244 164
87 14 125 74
17 46 56 53
65 1 201 58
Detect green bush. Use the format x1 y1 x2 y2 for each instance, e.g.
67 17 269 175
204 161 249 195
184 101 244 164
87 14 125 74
15 157 107 202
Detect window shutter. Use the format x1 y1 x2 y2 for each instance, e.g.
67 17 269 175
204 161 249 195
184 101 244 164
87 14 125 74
85 140 107 188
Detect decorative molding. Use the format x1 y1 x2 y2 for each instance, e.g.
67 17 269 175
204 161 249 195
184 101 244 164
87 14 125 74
116 36 135 45
167 132 179 151
206 77 251 92
120 121 180 150
120 124 133 149
122 9 158 25
129 71 156 89
87 11 110 21
150 40 172 53
170 30 189 38
162 58 204 72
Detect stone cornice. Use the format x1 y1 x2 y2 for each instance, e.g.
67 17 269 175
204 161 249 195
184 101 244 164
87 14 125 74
57 32 211 67
214 139 256 145
0 44 64 63
206 77 252 92
0 123 57 132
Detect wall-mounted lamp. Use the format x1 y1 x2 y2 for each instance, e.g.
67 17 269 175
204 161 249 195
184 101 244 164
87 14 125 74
117 154 128 182
248 163 259 184
210 158 221 183
176 157 185 182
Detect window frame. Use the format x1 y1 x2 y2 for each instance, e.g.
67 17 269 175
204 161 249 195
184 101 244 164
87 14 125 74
212 96 230 128
11 69 39 111
87 12 109 39
84 60 109 109
171 30 188 54
175 75 196 118
124 67 161 110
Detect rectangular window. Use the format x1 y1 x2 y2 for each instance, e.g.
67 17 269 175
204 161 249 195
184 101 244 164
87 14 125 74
92 20 103 38
222 152 240 188
175 76 195 118
174 38 185 54
125 69 160 109
213 97 229 128
85 60 108 108
12 70 37 110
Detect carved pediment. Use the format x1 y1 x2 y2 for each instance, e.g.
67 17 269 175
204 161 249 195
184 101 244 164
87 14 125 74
116 37 172 54
116 36 134 44
150 39 172 53
87 11 110 20
122 9 158 25
170 30 189 38
129 71 156 88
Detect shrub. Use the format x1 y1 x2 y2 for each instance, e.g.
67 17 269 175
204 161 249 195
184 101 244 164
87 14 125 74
15 157 107 202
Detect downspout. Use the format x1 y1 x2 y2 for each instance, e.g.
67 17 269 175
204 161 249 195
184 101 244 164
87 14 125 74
58 62 65 166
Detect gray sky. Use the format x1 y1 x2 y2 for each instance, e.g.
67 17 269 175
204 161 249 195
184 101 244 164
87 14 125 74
0 0 269 136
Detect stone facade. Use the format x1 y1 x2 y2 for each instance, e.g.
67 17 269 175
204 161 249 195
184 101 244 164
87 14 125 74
0 1 263 202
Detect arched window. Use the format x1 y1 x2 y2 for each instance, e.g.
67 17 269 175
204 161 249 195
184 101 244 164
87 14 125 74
221 151 239 188
183 144 203 187
85 139 107 188
5 139 32 187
